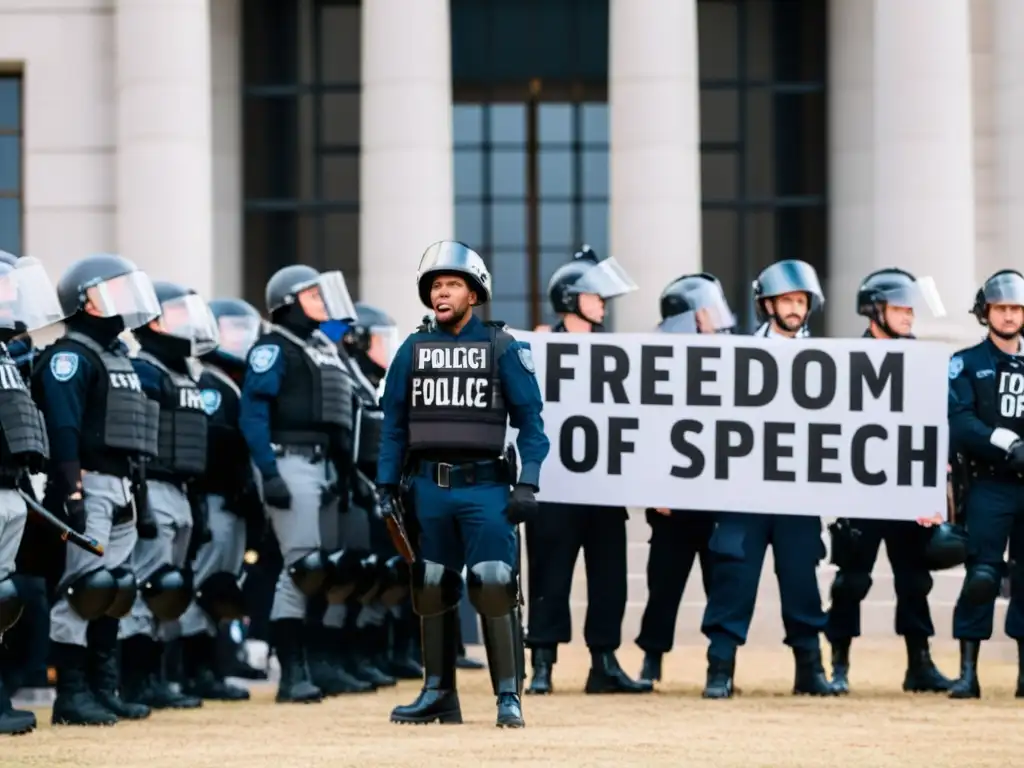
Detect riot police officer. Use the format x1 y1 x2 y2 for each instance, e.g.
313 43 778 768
177 298 265 701
636 274 733 684
826 269 953 694
119 282 218 710
700 259 837 699
525 246 651 695
947 269 1024 698
378 241 548 728
33 254 162 726
0 257 66 735
239 264 365 704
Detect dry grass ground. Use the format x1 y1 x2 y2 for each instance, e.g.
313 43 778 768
4 640 1024 768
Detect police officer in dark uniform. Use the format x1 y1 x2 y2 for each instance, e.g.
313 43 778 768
524 246 650 695
636 273 733 684
700 259 836 699
239 264 366 704
178 297 265 701
947 269 1024 699
378 241 548 728
826 268 953 694
33 254 162 726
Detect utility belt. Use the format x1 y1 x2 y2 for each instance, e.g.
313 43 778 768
966 459 1024 484
414 457 509 489
81 452 136 480
271 430 332 462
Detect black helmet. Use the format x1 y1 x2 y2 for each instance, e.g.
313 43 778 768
924 522 968 570
971 269 1024 326
416 241 491 308
265 264 357 321
208 297 263 364
658 273 735 334
56 253 160 330
752 259 824 325
143 281 219 357
350 301 399 367
547 245 636 321
857 268 946 338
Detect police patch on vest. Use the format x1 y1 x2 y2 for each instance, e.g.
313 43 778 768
50 352 79 382
517 346 536 374
200 388 222 416
948 356 963 380
249 344 280 374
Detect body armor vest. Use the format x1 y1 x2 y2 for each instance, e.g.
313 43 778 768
358 408 383 465
407 329 510 454
137 351 208 478
265 326 354 450
992 353 1024 436
196 364 249 494
0 345 48 470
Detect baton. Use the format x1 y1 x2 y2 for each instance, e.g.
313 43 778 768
18 489 105 557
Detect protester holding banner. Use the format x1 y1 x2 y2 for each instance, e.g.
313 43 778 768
825 268 953 695
947 269 1024 699
700 259 838 699
636 274 733 685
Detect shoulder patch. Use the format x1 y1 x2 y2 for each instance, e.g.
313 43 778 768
249 344 280 374
517 346 536 374
948 356 964 380
50 352 80 382
200 388 222 416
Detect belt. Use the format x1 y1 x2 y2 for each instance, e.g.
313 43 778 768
416 459 507 489
273 443 327 461
968 461 1024 482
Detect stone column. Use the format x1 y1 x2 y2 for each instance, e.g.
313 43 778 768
993 0 1024 285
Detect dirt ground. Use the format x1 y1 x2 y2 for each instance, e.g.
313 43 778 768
4 641 1024 768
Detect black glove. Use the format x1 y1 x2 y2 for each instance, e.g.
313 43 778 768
64 493 86 535
1009 441 1024 472
263 474 292 510
506 484 538 525
378 485 398 519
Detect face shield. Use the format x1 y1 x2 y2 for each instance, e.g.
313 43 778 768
418 241 482 274
85 270 162 330
156 294 220 357
302 270 357 322
216 314 262 363
11 257 65 332
755 260 825 312
658 283 736 334
570 258 638 300
367 324 399 369
876 276 947 318
983 272 1024 308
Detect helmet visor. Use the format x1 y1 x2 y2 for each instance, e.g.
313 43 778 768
983 272 1024 308
157 294 220 356
367 324 399 369
418 241 482 273
755 260 825 311
570 257 638 300
216 314 262 363
312 270 357 322
875 275 946 318
658 283 736 334
85 270 162 330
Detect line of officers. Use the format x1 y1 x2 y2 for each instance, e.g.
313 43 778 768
0 252 438 736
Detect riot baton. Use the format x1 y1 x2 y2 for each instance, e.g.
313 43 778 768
17 488 104 557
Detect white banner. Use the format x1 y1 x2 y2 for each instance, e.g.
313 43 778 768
509 331 949 522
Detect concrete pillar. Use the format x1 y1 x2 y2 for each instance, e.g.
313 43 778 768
993 0 1024 281
609 0 701 332
873 0 977 341
116 0 214 297
360 0 453 336
970 0 999 286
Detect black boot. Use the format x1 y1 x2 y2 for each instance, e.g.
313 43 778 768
181 633 250 701
1015 639 1024 698
525 647 555 695
585 650 654 694
386 613 424 680
793 645 839 696
0 675 35 735
51 642 118 726
902 636 953 693
390 610 462 725
948 639 981 699
639 651 663 684
829 638 851 695
307 625 374 695
119 635 202 710
456 626 485 670
349 626 397 687
702 651 735 699
271 619 323 704
85 618 151 720
479 611 525 728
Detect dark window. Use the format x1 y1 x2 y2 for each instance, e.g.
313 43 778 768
0 74 22 255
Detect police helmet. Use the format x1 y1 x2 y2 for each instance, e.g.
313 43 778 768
352 301 399 368
145 281 219 357
265 264 357 322
971 269 1024 326
752 259 824 323
857 268 946 338
56 253 161 330
924 522 968 571
0 256 65 335
547 246 637 318
208 297 263 365
658 273 735 334
416 241 491 308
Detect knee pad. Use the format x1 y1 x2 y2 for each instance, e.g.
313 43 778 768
963 563 1003 606
141 564 193 622
105 567 138 619
924 523 968 571
378 555 411 608
410 560 464 617
288 550 329 597
354 552 383 603
466 561 518 618
325 548 374 602
196 571 246 621
65 568 118 621
0 576 22 633
831 570 872 604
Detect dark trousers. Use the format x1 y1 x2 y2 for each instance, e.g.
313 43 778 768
636 509 714 654
826 519 935 641
701 512 827 660
525 502 628 652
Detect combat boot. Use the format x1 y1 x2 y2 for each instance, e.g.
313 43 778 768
349 626 397 687
792 645 839 696
902 636 953 693
479 609 526 729
180 632 250 701
307 625 374 695
271 619 323 704
584 650 654 694
0 675 35 735
119 635 202 709
639 651 663 684
50 642 118 726
701 651 735 699
390 610 462 725
948 639 982 699
85 618 151 720
829 639 851 694
525 646 555 695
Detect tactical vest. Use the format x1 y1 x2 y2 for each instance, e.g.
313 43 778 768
0 345 48 469
266 326 354 450
407 330 509 454
358 408 383 465
197 363 250 493
137 351 209 478
60 332 153 464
